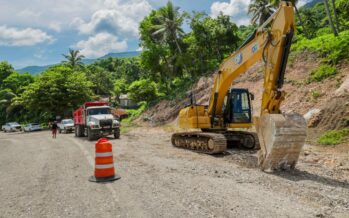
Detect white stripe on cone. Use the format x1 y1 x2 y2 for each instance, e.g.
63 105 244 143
95 164 114 169
95 152 113 157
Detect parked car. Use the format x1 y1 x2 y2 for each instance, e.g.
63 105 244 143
23 123 42 132
58 119 74 133
2 122 22 132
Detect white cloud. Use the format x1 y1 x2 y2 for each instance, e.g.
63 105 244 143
297 0 311 7
48 22 62 32
211 0 251 26
73 0 152 37
75 32 127 58
0 26 54 46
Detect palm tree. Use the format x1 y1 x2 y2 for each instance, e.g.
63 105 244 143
323 0 338 36
330 0 340 32
248 0 275 25
270 0 309 38
62 49 85 68
152 1 185 54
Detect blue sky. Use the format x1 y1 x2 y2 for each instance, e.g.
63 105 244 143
0 0 309 68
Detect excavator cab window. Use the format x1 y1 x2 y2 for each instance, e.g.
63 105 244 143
224 89 252 124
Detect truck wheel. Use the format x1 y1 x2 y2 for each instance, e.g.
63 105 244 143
114 129 120 139
59 128 62 134
75 126 78 137
87 128 94 141
80 126 85 137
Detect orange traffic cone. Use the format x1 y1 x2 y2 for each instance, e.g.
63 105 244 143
89 138 121 182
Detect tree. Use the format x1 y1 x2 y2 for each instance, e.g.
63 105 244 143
323 0 338 36
330 0 340 32
139 6 182 91
62 49 85 68
152 1 185 54
128 79 160 103
86 65 113 96
17 65 94 117
113 79 127 97
184 13 240 76
0 61 15 87
2 72 34 94
248 0 275 25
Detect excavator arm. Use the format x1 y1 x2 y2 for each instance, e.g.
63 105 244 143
208 1 295 119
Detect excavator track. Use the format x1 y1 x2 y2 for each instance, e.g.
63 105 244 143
171 131 257 154
171 132 227 154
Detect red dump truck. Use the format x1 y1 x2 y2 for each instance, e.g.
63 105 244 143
73 102 120 141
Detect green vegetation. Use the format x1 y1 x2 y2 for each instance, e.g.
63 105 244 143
309 64 337 82
310 90 322 99
318 129 349 145
293 31 349 64
128 80 162 103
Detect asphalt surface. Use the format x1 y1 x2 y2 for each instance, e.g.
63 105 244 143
0 129 348 218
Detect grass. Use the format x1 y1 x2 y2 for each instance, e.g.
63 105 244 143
317 128 349 145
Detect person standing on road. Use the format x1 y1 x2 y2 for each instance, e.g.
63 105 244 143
51 121 58 138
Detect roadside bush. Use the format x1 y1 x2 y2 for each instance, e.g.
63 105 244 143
125 101 148 120
128 79 162 103
317 129 349 145
309 64 337 82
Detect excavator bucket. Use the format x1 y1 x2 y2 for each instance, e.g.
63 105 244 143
256 113 307 171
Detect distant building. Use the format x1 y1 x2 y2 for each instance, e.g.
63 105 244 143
119 94 138 109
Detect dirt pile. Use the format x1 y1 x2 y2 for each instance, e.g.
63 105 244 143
140 52 349 133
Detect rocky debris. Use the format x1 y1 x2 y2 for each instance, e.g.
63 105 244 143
335 75 349 97
304 108 322 127
315 95 349 130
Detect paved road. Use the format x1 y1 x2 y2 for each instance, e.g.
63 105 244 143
1 129 348 218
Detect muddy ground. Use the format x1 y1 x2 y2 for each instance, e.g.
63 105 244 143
1 128 348 218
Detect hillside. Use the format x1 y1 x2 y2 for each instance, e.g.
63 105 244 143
139 52 349 143
16 51 140 75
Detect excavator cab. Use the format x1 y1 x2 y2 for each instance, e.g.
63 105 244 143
224 89 253 125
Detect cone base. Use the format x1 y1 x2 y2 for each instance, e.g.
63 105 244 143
89 174 121 183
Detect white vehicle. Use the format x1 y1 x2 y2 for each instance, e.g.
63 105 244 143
23 123 42 132
2 122 22 132
58 119 74 133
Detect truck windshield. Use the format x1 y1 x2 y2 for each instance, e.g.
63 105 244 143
62 120 73 124
87 108 111 115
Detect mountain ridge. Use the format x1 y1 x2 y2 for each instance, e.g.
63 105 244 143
16 51 141 75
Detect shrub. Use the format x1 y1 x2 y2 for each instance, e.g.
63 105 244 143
293 30 349 64
309 64 337 82
318 129 349 145
128 79 161 103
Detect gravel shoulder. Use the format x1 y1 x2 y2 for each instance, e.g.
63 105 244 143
0 129 348 218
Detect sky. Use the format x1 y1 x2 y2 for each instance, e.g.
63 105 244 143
0 0 310 69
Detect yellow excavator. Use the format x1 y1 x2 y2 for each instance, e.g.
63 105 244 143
171 2 307 171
